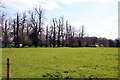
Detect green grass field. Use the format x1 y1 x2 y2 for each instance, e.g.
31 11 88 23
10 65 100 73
1 48 118 78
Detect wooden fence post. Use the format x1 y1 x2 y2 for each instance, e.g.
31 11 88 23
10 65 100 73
7 58 10 80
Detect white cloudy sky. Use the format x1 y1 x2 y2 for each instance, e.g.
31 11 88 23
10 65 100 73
1 0 119 39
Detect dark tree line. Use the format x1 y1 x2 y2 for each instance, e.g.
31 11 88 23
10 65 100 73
0 7 120 48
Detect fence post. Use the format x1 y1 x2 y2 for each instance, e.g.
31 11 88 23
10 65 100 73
7 58 10 80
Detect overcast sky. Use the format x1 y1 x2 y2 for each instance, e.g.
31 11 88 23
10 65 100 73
1 0 119 39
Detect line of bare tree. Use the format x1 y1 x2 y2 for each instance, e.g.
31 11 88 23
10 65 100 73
0 6 120 48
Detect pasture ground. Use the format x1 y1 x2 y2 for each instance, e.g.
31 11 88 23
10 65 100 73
1 47 118 78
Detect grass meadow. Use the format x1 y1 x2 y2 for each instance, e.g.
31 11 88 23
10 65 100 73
1 47 118 78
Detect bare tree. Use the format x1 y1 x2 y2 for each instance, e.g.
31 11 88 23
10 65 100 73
71 27 76 47
28 7 45 47
19 12 26 47
12 20 16 47
35 7 44 47
60 17 64 47
0 12 10 47
16 13 20 48
2 20 9 47
21 13 26 36
45 25 48 47
68 25 72 47
28 9 38 47
0 2 5 44
57 19 61 47
81 25 85 39
49 25 53 47
78 25 85 46
65 20 69 47
52 19 56 47
0 12 5 27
